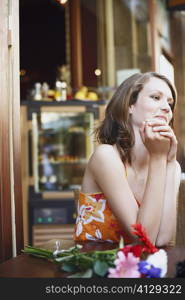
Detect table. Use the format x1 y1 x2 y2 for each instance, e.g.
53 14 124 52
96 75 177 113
0 240 184 278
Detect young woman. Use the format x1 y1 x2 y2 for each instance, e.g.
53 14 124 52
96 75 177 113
74 72 181 247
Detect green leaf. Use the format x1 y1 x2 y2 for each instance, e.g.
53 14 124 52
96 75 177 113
22 244 118 278
61 263 78 273
93 260 109 277
67 269 93 278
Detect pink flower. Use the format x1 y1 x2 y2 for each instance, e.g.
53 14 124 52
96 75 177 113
108 251 141 278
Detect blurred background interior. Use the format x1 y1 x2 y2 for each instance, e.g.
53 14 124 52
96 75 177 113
8 0 185 250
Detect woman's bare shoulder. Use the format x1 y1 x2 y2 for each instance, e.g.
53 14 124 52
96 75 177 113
89 144 121 163
88 144 124 173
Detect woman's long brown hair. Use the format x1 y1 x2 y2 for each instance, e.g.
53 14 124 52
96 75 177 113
95 72 177 164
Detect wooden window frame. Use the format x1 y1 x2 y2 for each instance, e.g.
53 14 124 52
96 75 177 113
0 0 23 262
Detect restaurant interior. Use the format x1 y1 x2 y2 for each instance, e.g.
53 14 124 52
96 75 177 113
0 0 185 269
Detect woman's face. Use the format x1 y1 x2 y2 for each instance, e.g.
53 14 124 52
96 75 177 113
129 77 174 127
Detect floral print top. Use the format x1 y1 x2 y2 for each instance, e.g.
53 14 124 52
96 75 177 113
74 192 140 243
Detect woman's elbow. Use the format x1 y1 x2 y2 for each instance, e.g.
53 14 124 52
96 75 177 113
155 234 173 248
155 239 167 248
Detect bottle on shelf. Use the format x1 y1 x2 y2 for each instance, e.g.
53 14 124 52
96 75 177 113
55 80 67 101
41 82 49 100
33 82 42 101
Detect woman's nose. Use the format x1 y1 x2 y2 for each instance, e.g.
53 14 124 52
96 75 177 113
160 100 170 112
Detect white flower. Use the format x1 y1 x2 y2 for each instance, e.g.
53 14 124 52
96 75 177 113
85 233 98 241
85 230 102 241
146 249 167 277
95 229 102 239
76 221 83 237
75 197 106 238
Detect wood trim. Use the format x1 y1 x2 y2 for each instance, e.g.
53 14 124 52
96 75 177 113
81 0 98 87
98 104 106 122
0 0 13 262
69 0 83 89
96 0 107 87
161 47 174 64
43 192 74 199
21 106 29 246
12 0 24 255
41 106 86 113
0 0 23 262
168 0 185 7
105 0 115 87
170 12 185 163
148 0 158 71
32 224 75 247
170 13 185 245
29 177 34 186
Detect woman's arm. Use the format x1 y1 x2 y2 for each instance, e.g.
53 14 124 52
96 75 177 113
136 121 170 244
136 155 167 244
89 141 169 244
147 119 181 246
155 161 181 247
89 144 139 243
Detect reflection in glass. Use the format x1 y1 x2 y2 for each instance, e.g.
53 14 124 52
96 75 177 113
32 111 94 192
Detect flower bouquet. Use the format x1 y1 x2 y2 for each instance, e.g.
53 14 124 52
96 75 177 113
23 224 167 278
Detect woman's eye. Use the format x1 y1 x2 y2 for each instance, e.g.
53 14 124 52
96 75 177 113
151 95 160 100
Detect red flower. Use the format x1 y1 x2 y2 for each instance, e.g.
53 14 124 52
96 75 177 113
120 244 143 258
94 193 104 201
131 224 158 254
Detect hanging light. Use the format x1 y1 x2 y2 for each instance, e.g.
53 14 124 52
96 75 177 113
56 0 68 5
94 69 102 76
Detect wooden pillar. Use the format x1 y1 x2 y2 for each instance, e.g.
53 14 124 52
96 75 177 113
0 0 13 263
170 11 185 246
148 0 158 71
97 0 107 87
105 0 115 87
12 0 24 257
69 0 83 90
171 12 185 167
0 0 23 262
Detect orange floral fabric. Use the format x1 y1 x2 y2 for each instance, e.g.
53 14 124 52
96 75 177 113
74 192 139 243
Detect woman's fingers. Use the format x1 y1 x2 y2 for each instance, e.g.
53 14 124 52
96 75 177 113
141 118 177 162
159 131 177 144
140 121 157 141
159 132 173 137
152 125 171 132
147 119 167 126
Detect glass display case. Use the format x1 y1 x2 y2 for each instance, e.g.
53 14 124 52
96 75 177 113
21 100 106 245
32 110 94 193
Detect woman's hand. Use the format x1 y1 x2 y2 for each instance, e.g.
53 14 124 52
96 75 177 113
139 119 171 158
140 119 177 162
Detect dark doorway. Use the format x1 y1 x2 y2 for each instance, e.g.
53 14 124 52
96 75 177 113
20 0 66 99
